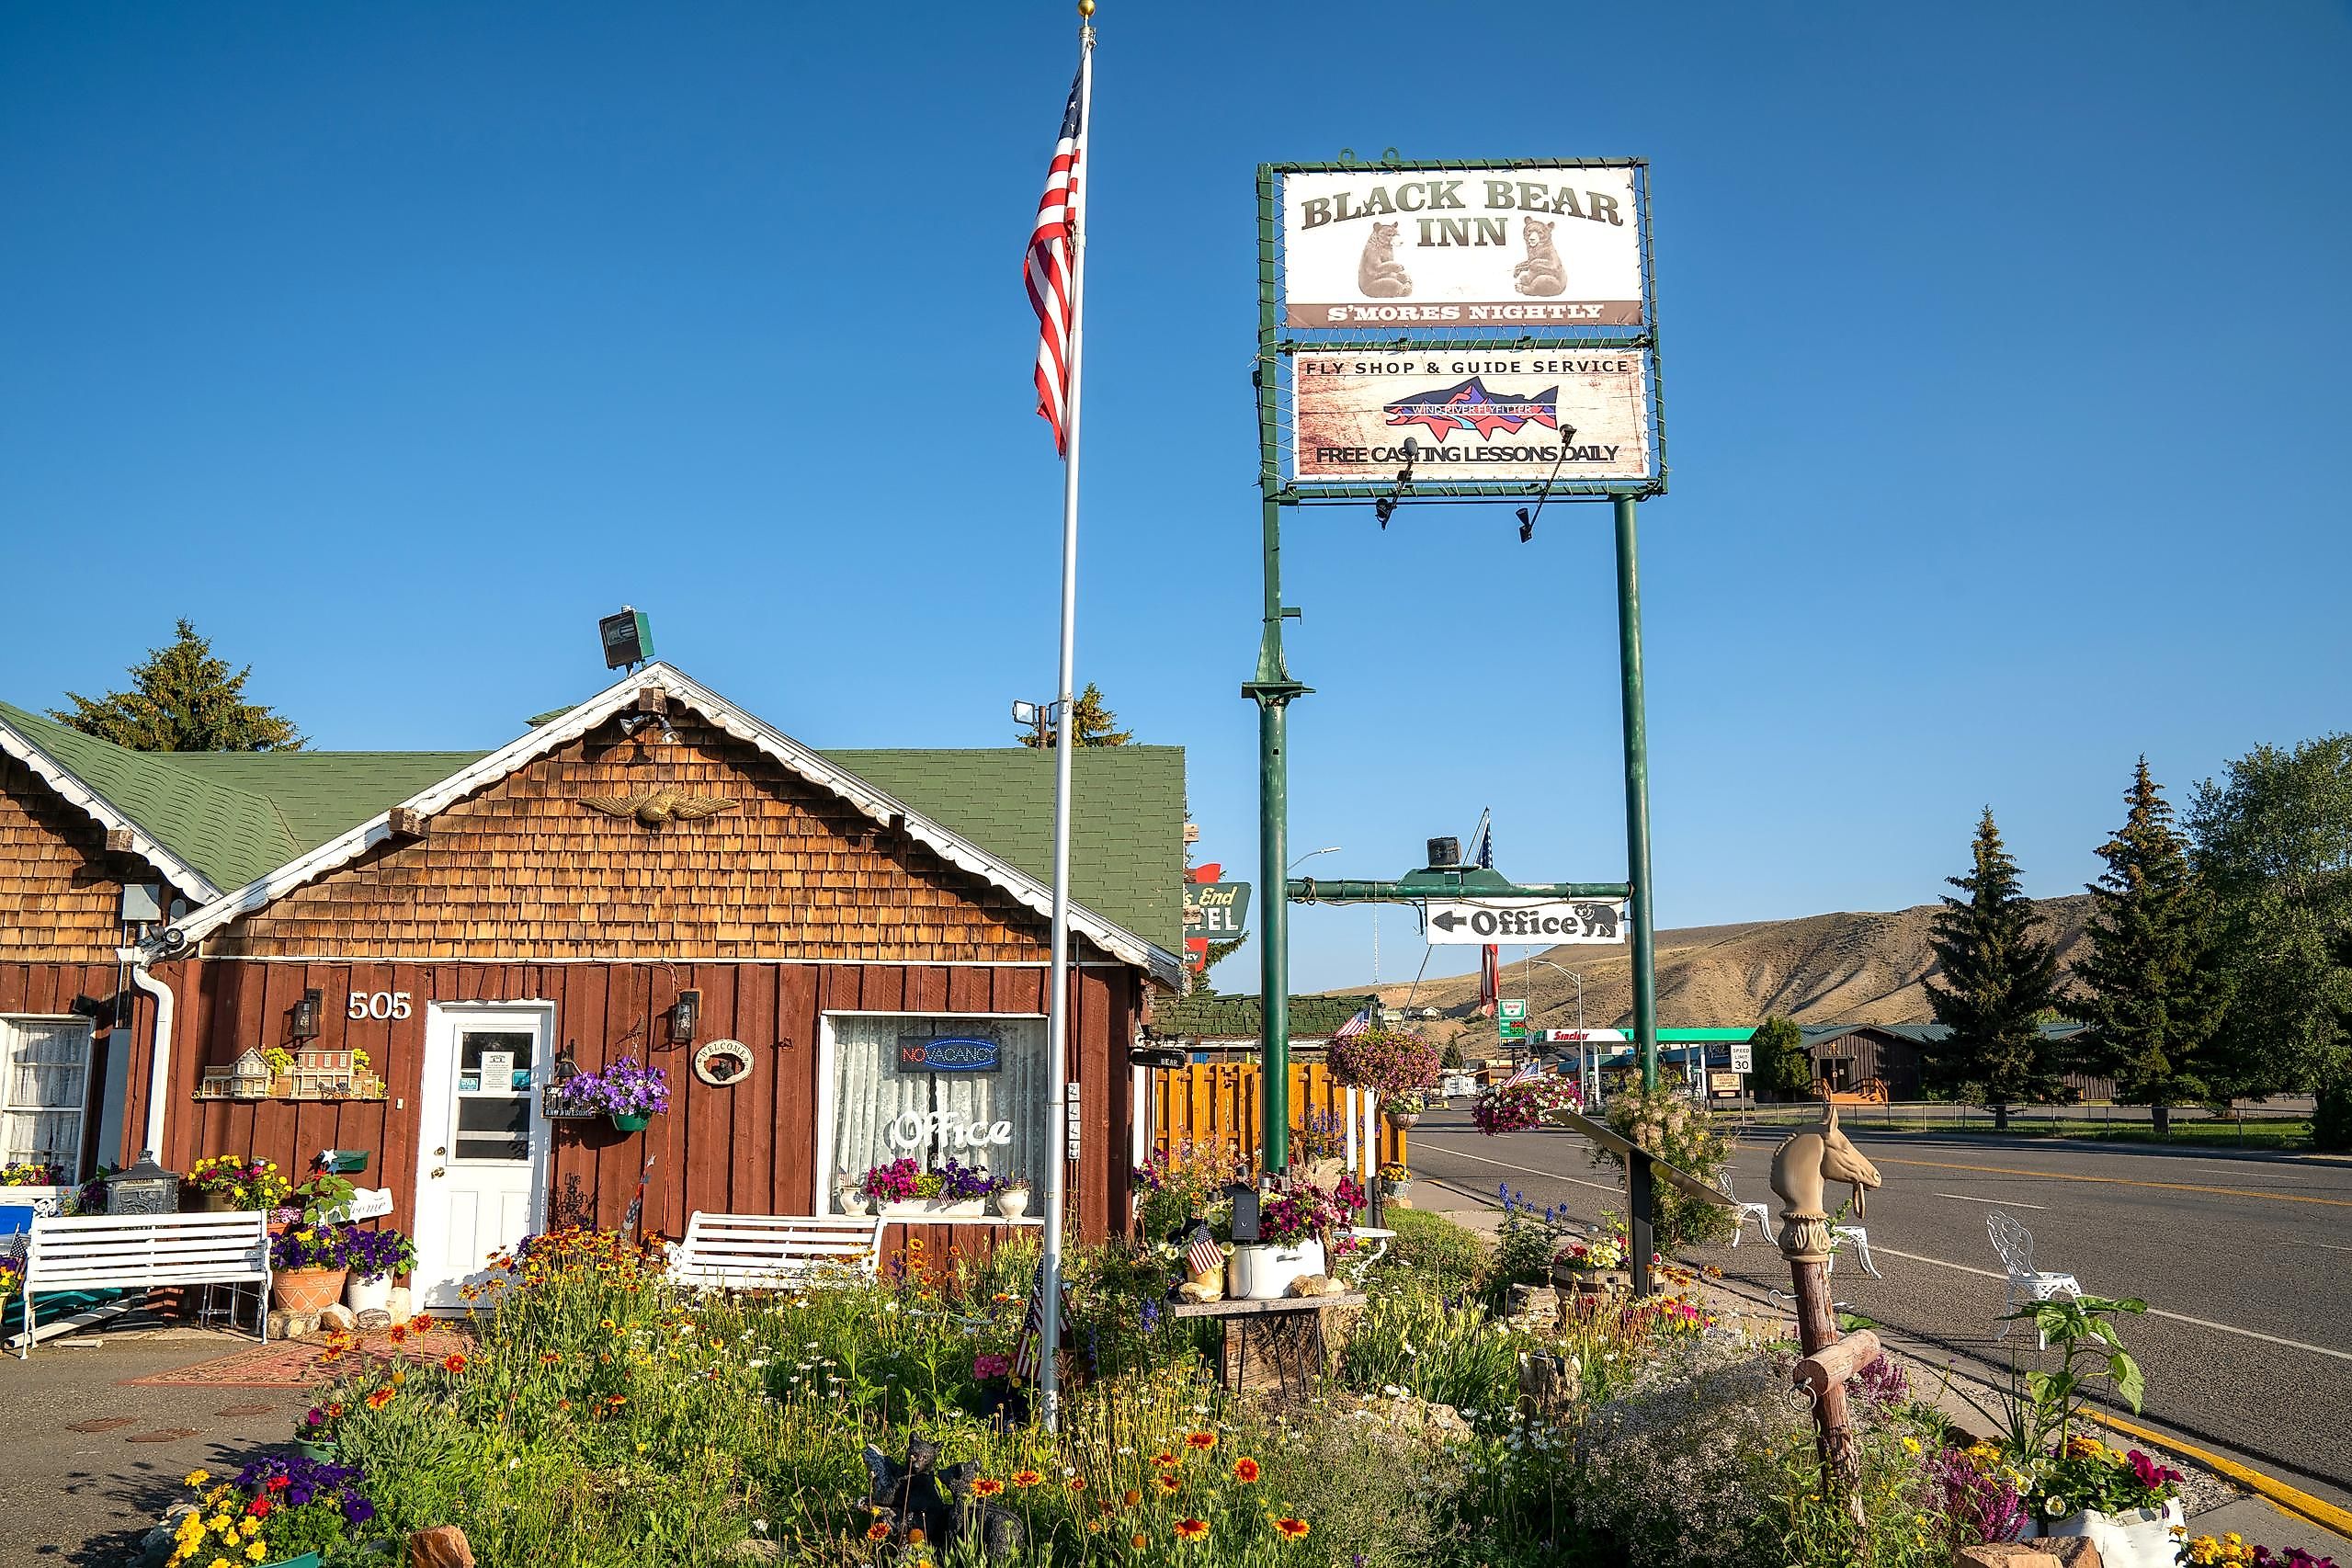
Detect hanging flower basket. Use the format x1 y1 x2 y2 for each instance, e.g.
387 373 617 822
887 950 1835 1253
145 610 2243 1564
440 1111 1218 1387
1472 1075 1582 1135
545 1057 670 1131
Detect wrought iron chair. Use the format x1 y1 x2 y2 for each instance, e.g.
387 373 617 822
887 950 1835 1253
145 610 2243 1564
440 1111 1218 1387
1986 1210 2081 1348
1714 1169 1776 1249
1826 1221 1882 1278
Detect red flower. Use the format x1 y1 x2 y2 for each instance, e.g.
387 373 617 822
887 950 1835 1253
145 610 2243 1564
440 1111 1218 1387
1232 1457 1261 1483
443 1352 468 1373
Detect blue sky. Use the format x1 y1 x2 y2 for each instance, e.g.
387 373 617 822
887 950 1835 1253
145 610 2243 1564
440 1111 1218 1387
4 3 2347 997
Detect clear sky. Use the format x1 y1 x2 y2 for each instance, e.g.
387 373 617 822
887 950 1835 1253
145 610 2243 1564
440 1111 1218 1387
4 3 2346 997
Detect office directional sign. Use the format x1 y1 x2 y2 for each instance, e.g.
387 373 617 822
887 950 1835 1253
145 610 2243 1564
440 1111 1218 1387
1424 898 1628 945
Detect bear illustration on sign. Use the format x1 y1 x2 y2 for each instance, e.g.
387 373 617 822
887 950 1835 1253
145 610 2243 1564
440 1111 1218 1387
1357 222 1412 298
1512 218 1567 297
1573 902 1619 938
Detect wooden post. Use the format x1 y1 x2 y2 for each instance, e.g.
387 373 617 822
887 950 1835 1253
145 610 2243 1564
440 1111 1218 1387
1788 1252 1861 1490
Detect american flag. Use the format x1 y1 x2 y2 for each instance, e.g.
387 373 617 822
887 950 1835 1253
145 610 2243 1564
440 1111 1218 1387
1332 1006 1372 1040
1026 66 1085 453
1504 1058 1544 1086
1009 1257 1075 1383
1186 1225 1224 1278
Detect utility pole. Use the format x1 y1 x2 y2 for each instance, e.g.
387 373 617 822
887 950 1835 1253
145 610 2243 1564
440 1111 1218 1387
1613 494 1660 1092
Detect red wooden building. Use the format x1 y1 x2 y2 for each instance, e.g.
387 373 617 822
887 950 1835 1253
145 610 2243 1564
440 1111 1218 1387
0 666 1182 1307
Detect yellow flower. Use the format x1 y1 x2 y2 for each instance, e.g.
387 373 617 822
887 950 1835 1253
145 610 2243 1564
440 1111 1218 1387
244 1544 267 1562
1900 1437 1921 1455
184 1470 211 1487
238 1518 260 1538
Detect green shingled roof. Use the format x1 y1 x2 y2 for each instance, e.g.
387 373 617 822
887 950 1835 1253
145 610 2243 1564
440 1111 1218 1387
0 700 1184 954
821 747 1186 951
1154 993 1379 1040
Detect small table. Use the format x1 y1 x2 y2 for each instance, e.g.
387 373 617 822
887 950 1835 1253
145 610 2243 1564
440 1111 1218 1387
1167 1293 1367 1401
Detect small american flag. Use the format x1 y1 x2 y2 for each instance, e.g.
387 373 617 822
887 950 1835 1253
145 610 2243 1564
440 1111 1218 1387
1009 1257 1074 1384
1026 66 1085 453
1332 1006 1372 1040
1504 1058 1544 1086
1186 1225 1224 1278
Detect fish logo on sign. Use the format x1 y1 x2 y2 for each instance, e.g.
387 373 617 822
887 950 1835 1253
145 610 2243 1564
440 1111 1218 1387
1382 377 1561 441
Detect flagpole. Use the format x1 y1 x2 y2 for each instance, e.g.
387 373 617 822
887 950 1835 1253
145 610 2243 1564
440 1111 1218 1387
1039 0 1096 1435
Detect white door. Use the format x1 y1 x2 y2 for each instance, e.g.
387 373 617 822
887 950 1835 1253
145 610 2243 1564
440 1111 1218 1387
413 1005 551 1311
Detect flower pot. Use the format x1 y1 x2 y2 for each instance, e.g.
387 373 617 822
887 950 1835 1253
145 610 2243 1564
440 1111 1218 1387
271 1267 349 1313
2040 1501 2184 1568
920 1198 986 1218
1227 1240 1326 1301
1381 1179 1412 1202
836 1189 871 1217
265 1553 323 1568
1382 1110 1420 1131
993 1187 1030 1219
193 1190 239 1214
609 1112 652 1132
346 1273 393 1315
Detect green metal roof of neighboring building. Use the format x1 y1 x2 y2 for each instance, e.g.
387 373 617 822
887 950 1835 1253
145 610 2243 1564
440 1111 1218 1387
821 746 1187 952
1153 993 1378 1041
0 700 1186 956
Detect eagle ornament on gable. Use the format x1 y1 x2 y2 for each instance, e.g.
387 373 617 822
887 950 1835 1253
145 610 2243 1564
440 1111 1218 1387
576 790 739 828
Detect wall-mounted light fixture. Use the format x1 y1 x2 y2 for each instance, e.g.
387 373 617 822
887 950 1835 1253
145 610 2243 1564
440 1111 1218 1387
670 989 702 1045
290 988 324 1042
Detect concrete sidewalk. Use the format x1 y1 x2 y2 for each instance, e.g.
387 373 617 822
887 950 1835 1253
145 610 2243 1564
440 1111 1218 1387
1403 1177 2350 1562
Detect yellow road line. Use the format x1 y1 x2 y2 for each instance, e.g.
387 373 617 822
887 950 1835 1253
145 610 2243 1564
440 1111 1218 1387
1869 1155 2352 1210
2084 1410 2352 1543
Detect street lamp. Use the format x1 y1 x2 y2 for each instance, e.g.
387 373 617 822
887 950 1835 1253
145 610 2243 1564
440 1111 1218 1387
1529 959 1590 1103
1288 846 1342 872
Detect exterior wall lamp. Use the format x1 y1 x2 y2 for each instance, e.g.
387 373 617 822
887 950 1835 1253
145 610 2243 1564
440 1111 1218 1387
290 987 324 1042
670 989 701 1045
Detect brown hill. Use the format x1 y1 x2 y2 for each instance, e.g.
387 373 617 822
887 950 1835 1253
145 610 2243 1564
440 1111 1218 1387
1345 895 2093 1031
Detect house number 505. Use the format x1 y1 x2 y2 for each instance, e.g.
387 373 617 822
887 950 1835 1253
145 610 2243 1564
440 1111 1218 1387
347 991 413 1021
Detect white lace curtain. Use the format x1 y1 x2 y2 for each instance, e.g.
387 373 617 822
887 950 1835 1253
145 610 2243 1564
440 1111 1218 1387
828 1015 1049 1208
1 1018 92 1180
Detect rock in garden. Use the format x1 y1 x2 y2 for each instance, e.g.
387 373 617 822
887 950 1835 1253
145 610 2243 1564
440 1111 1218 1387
409 1524 476 1568
1506 1283 1560 1323
1955 1545 2063 1568
266 1310 290 1339
137 1504 198 1568
2043 1540 2103 1568
388 1286 415 1324
356 1307 392 1330
320 1304 358 1332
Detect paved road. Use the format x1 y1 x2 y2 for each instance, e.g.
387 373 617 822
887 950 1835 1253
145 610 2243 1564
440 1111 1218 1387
1404 1108 2352 1508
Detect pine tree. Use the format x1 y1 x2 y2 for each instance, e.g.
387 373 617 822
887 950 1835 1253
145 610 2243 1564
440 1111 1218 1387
1751 1015 1813 1100
52 619 305 751
1922 809 2066 1130
1017 682 1132 748
2072 760 2224 1136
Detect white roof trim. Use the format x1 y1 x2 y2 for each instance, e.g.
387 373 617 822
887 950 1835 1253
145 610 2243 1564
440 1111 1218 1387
0 716 220 903
163 663 1179 986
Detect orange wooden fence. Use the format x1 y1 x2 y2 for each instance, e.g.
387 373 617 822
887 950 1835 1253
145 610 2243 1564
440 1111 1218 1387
1148 1061 1404 1176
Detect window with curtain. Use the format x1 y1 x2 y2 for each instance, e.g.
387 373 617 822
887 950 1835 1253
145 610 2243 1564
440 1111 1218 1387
827 1015 1050 1210
1 1017 93 1183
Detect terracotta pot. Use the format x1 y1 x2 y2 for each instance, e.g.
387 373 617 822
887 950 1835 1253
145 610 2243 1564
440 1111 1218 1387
271 1267 348 1313
1383 1110 1421 1130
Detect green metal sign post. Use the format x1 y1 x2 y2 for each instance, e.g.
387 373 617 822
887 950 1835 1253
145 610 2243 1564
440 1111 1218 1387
1246 157 1667 1176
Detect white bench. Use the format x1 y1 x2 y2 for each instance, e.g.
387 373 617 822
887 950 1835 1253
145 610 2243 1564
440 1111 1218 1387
16 1211 271 1357
667 1212 885 1290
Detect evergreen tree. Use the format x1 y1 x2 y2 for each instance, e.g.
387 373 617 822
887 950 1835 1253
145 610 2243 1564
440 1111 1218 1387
1017 682 1132 747
2071 760 2225 1136
52 619 304 751
1922 809 2066 1130
1751 1015 1813 1100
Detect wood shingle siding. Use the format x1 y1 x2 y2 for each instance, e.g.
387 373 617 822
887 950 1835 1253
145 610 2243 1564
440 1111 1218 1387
209 720 1074 965
0 754 132 964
